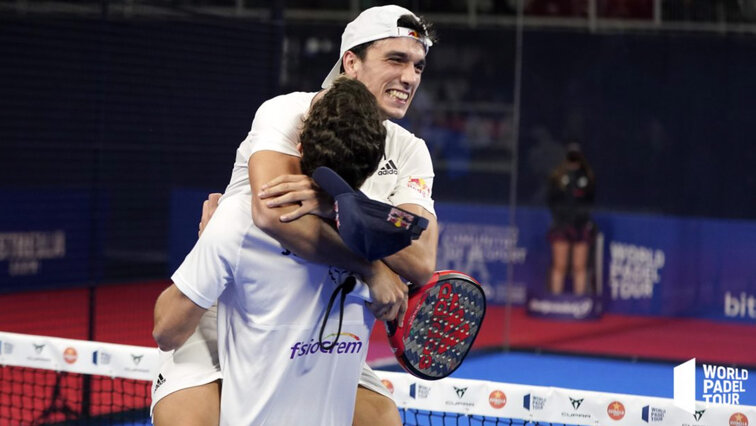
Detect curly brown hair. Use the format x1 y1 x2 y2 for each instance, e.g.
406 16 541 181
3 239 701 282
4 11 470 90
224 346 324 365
300 77 386 190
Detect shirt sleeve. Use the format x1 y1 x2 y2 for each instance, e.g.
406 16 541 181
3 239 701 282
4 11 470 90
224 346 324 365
243 95 306 160
388 139 436 217
170 204 239 309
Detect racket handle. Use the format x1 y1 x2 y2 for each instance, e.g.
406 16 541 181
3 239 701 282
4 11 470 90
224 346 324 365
385 319 398 338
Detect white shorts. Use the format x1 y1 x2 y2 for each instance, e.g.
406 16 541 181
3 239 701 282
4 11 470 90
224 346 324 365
150 305 392 415
150 305 222 415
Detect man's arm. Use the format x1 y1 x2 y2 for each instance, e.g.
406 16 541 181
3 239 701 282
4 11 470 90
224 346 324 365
382 203 438 286
249 150 407 322
259 174 438 287
153 284 207 351
260 174 438 287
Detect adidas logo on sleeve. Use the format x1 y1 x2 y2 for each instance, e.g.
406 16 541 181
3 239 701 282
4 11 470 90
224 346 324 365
377 160 398 175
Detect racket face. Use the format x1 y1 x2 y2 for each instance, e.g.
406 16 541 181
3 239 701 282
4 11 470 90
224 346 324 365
389 270 486 380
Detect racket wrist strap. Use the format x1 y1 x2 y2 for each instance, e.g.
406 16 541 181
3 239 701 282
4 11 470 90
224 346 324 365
318 276 357 351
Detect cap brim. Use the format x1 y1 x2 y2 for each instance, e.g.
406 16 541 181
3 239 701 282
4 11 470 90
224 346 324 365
313 166 354 197
321 59 342 89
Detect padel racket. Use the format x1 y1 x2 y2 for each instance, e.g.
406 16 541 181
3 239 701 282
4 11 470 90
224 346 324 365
387 270 486 380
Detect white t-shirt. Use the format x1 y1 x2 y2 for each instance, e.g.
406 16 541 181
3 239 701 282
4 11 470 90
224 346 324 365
173 194 373 426
174 91 436 425
223 91 436 215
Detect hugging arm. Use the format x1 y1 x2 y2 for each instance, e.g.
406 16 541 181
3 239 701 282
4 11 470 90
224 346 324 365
249 150 407 322
153 284 207 351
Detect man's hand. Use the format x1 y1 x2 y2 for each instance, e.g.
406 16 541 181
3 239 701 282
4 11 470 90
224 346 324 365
198 193 222 238
258 174 334 223
363 262 408 324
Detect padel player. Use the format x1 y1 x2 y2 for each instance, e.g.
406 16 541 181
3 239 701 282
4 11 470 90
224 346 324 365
153 5 439 425
154 77 397 425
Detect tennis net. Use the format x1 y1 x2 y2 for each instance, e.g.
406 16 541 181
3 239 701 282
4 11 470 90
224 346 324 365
1 332 753 425
0 332 155 425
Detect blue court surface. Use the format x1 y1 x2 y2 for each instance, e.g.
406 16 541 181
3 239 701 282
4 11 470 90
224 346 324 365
445 350 756 406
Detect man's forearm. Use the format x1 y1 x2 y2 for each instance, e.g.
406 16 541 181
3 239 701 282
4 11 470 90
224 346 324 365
381 207 438 286
256 211 374 277
153 284 207 351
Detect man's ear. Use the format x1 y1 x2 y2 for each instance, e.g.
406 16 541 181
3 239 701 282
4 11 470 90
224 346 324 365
342 51 361 78
296 142 303 155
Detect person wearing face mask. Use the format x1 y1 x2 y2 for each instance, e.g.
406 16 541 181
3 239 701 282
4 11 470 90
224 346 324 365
547 142 596 296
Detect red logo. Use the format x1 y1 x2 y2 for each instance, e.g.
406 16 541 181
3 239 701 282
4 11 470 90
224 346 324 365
606 401 625 420
381 379 394 394
407 177 431 198
730 413 749 426
63 347 78 364
607 401 625 420
386 207 414 229
489 390 506 409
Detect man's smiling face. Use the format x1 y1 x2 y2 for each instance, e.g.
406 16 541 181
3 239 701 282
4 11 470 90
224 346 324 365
344 37 427 120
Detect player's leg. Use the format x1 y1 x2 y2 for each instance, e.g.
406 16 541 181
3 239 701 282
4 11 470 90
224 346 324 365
549 239 569 294
353 364 401 426
151 305 222 426
571 241 590 295
153 380 221 426
353 385 402 426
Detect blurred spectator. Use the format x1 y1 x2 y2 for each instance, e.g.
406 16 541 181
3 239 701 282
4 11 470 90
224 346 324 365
547 143 595 295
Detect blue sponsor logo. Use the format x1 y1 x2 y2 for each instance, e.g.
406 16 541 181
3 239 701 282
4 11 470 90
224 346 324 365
92 350 112 365
641 405 666 423
523 393 546 411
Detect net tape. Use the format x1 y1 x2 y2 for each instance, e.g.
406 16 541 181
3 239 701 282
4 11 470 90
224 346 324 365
1 332 754 426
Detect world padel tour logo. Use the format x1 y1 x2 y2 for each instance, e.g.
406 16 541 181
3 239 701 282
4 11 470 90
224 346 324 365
410 383 430 399
289 334 363 359
63 347 77 364
641 405 666 423
489 390 506 409
92 350 112 365
607 401 625 420
523 394 546 411
674 358 749 412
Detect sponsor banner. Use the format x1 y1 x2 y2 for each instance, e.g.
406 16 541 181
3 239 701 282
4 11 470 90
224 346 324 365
0 190 95 291
168 194 756 321
659 404 753 425
433 202 756 321
597 212 756 320
434 204 543 306
375 371 756 425
526 292 603 320
677 358 751 410
0 331 158 381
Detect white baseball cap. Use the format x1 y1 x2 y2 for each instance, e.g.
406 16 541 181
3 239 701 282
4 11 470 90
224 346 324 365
321 5 433 89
